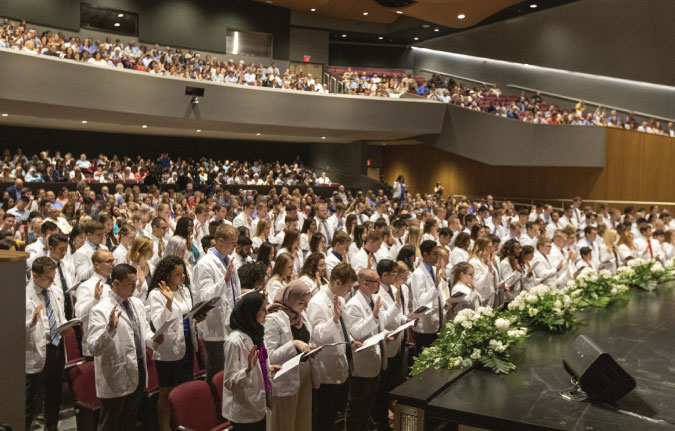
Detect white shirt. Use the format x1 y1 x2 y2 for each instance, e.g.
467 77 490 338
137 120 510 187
73 241 108 283
344 290 384 378
74 272 111 356
411 264 445 334
469 257 496 307
148 285 195 361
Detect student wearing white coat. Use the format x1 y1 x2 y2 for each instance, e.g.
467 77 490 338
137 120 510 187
87 264 164 431
194 224 241 386
468 238 497 307
497 240 523 304
325 231 351 279
307 263 360 431
531 238 564 285
265 281 318 431
25 257 68 431
48 233 76 321
411 240 447 352
351 230 383 274
72 220 108 283
448 262 480 314
222 291 280 431
343 269 389 431
74 248 114 358
148 256 203 431
374 260 407 431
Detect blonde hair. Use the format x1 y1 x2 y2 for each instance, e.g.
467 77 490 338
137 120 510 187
469 237 491 261
128 236 154 264
254 219 270 238
603 229 617 251
405 225 421 256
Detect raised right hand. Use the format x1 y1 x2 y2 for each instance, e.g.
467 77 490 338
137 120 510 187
332 294 342 323
245 345 259 374
108 305 122 330
32 304 44 325
94 280 103 300
373 296 381 317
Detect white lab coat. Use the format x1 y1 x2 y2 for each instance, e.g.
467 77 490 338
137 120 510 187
194 252 241 341
148 285 197 361
449 282 480 315
73 242 108 283
411 264 444 334
265 278 287 304
25 281 66 374
499 258 522 303
351 247 375 274
87 295 154 398
233 212 253 231
221 330 270 423
74 272 111 356
618 244 637 265
344 290 384 378
377 285 406 358
450 248 469 267
325 250 344 279
306 286 350 385
263 311 318 397
25 238 49 270
531 251 558 285
469 257 495 306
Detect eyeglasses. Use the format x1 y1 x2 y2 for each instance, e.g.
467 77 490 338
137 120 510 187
364 279 379 284
99 259 115 264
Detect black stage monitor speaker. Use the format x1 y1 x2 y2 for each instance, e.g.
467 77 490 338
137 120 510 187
563 335 636 403
185 86 205 97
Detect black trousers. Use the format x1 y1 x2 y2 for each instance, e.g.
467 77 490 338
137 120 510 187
26 342 65 431
98 365 145 431
203 340 225 389
372 353 403 431
312 380 349 431
414 332 437 355
346 374 381 431
231 419 266 431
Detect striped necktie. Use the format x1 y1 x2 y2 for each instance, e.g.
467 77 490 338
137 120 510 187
41 290 61 346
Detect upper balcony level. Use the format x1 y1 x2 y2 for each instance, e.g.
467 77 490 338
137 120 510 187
0 48 671 169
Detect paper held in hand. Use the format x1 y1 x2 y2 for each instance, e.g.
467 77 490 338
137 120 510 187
152 319 174 342
407 303 434 320
185 297 221 319
57 318 82 332
274 342 346 380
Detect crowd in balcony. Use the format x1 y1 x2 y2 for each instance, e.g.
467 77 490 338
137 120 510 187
337 68 674 136
0 18 329 94
0 149 338 189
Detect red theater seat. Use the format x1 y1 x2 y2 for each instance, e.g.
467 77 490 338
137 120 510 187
169 380 229 431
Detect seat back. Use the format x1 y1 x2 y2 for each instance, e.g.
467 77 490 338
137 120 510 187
211 370 224 408
68 361 101 409
145 348 159 394
64 330 84 366
169 380 219 431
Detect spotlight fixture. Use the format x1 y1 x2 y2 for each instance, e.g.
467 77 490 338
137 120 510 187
414 37 419 41
1 113 8 117
310 8 316 11
396 10 403 14
530 3 538 8
434 28 440 32
457 13 466 19
321 136 326 140
117 13 124 18
141 125 148 128
341 34 347 38
81 120 88 124
378 36 384 40
196 129 202 133
256 133 261 136
114 23 120 27
363 12 369 15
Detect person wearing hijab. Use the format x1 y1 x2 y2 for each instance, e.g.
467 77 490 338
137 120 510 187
222 292 279 430
264 281 318 431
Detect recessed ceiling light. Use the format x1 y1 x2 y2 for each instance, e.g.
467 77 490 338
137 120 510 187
81 120 88 124
321 137 326 140
422 24 430 28
341 34 347 38
530 3 538 8
117 13 124 18
196 129 201 133
114 23 120 27
1 113 8 117
434 28 440 32
266 0 273 3
396 10 403 14
256 133 261 136
378 36 384 40
414 37 419 41
141 125 147 128
457 14 466 19
310 8 316 11
363 12 369 16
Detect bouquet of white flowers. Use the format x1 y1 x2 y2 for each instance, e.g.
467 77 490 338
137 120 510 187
573 268 630 308
616 258 658 290
506 284 578 332
410 307 528 375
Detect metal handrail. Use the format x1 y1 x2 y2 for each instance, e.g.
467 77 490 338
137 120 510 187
419 68 496 87
463 195 675 211
507 84 675 123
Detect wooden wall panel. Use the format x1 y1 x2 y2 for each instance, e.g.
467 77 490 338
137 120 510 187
382 128 675 208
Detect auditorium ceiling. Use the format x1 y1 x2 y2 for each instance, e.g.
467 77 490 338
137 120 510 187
260 0 579 44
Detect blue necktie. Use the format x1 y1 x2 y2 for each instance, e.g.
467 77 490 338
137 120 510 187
41 290 61 346
224 256 238 304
